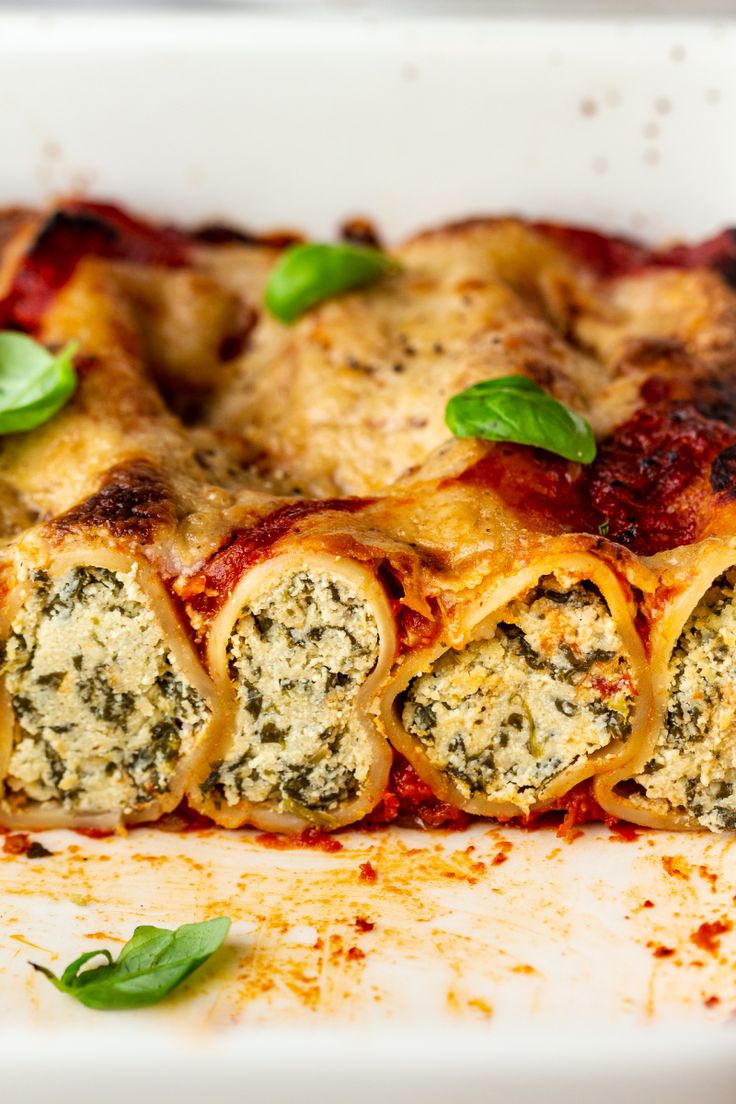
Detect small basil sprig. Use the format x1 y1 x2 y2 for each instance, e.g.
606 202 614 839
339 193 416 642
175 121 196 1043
0 332 77 433
31 916 230 1010
264 242 399 324
445 375 597 464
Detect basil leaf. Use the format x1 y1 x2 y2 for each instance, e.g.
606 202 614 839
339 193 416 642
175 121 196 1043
445 375 597 464
31 916 230 1010
264 242 399 324
0 332 77 433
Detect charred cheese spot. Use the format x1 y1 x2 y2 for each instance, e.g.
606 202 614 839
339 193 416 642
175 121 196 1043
402 579 633 811
2 566 209 815
203 571 379 819
638 569 736 830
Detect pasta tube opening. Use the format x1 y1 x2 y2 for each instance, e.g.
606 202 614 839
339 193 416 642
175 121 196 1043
384 559 648 818
193 552 396 831
0 550 217 829
612 566 736 831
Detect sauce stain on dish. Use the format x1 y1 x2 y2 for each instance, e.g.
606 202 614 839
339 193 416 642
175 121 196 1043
1 826 736 1029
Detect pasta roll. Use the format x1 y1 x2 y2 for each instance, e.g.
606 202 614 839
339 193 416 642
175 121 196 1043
596 534 736 831
0 235 240 828
368 447 653 818
187 545 396 832
0 530 216 830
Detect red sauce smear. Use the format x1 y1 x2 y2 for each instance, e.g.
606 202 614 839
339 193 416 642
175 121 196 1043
255 827 344 853
393 604 440 656
0 200 189 333
180 498 373 622
455 443 594 533
1 833 53 857
152 802 215 834
359 860 378 882
497 779 635 840
534 222 654 279
584 403 736 554
367 759 635 838
456 402 736 556
690 919 732 955
2 832 32 855
535 220 736 283
74 826 116 840
365 755 472 830
374 564 441 656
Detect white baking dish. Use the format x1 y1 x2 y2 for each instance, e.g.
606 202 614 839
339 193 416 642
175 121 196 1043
1 10 736 1103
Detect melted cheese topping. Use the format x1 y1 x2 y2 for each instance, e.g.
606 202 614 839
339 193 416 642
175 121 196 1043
202 571 379 819
637 569 736 830
2 566 209 815
403 579 633 811
204 223 601 497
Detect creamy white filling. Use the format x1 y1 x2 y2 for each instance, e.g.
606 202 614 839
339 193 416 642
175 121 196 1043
204 570 379 817
637 569 736 831
2 566 209 815
403 579 633 811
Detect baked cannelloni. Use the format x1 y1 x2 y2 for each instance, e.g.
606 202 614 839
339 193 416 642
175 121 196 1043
1 198 736 835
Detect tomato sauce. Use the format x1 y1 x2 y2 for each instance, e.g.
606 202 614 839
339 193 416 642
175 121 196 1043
180 498 373 621
455 443 594 533
535 220 736 283
497 779 636 840
534 222 654 279
690 918 732 955
255 828 344 853
584 403 736 555
454 402 736 556
0 201 189 333
365 755 472 830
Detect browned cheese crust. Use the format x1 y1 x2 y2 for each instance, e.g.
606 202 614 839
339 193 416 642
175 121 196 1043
0 203 735 832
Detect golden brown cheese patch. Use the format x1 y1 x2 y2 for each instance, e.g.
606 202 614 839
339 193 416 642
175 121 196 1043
203 221 605 496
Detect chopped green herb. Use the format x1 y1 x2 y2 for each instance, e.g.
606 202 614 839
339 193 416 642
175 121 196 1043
0 332 77 433
445 375 597 464
31 916 230 1010
264 242 399 324
598 519 610 536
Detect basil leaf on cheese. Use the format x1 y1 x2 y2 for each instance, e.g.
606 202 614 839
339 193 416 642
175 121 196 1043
0 332 77 433
31 916 230 1010
264 242 399 324
445 375 597 464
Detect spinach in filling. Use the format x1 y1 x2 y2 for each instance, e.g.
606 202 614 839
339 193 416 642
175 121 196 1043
205 570 379 818
402 578 633 811
2 566 209 814
637 569 736 831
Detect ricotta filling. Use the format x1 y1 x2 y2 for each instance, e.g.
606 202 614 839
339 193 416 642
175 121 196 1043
2 566 209 815
203 570 379 818
637 569 736 831
402 578 633 812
